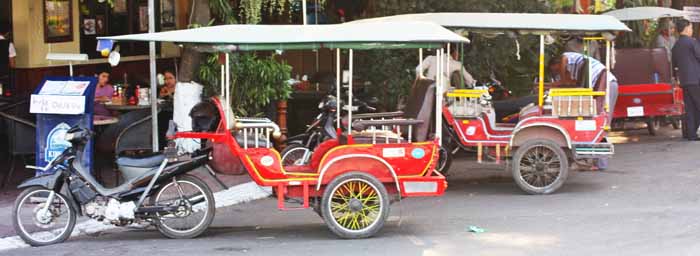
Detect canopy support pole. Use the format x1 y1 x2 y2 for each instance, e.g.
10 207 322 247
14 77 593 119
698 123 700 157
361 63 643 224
302 0 307 25
436 48 443 145
538 34 545 108
347 49 354 143
148 0 158 151
336 48 341 129
446 43 450 89
418 48 423 77
225 53 230 129
605 40 611 113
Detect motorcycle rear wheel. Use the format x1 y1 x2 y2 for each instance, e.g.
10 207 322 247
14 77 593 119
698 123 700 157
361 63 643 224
151 174 215 239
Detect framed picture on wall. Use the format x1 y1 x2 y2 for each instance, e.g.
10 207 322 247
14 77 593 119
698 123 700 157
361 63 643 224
113 0 127 14
83 19 96 35
95 15 106 35
139 5 149 32
43 0 73 43
161 0 176 29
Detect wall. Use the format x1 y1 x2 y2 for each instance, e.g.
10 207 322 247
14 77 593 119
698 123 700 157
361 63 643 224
11 0 181 69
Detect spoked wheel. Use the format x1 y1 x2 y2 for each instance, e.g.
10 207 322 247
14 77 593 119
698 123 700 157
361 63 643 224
151 174 215 239
281 144 312 166
321 172 389 239
647 117 661 136
13 187 76 246
512 139 569 195
436 146 452 175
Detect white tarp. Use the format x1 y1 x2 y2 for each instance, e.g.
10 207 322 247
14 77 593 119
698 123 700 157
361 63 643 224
350 13 631 34
99 21 468 46
604 7 686 21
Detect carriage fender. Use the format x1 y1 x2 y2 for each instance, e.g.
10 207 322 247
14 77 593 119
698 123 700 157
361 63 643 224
315 154 401 193
509 124 571 149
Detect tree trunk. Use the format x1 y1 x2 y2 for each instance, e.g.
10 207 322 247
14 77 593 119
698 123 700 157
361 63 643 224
178 0 211 82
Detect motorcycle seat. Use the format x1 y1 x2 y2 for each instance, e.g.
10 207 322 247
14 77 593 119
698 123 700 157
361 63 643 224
116 154 166 168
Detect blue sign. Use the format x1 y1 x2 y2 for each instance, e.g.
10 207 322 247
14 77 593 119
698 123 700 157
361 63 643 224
33 76 96 176
411 148 426 159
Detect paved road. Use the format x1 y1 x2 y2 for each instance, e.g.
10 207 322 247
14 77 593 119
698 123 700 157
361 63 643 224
5 128 700 256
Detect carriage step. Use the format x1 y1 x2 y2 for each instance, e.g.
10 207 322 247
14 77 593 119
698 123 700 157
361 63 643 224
573 143 614 158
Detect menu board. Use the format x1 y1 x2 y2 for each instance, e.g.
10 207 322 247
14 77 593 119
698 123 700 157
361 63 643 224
38 80 90 96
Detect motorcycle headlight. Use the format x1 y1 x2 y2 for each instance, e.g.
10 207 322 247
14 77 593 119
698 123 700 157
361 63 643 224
63 132 75 141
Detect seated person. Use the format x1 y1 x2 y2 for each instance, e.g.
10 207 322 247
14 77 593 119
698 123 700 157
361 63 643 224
159 70 177 99
416 43 476 94
94 71 114 116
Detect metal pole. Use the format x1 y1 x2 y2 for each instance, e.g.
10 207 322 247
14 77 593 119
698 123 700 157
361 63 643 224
336 48 341 129
347 49 353 133
605 40 611 112
436 49 443 145
69 61 73 77
538 34 545 107
148 0 159 151
302 0 307 25
225 53 230 129
418 48 423 76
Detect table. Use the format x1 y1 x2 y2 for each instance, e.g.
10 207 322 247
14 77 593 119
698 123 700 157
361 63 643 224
93 115 119 126
104 102 154 111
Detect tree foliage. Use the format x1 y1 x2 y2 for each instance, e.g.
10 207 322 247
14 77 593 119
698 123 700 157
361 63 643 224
355 0 553 109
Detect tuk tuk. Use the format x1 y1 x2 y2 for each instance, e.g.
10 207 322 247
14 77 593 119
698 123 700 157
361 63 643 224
604 7 686 135
352 13 630 194
101 21 465 238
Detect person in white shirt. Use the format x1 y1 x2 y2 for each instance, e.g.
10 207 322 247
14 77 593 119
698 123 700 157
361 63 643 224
416 45 475 93
0 27 16 69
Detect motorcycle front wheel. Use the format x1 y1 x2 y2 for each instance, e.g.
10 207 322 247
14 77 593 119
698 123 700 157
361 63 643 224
280 143 313 166
151 174 215 239
13 187 76 246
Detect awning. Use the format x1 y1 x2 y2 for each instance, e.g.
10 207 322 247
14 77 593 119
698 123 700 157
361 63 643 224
603 7 686 21
350 13 631 34
98 21 469 51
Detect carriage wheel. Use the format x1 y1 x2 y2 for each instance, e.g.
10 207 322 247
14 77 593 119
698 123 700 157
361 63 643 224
512 139 569 195
437 146 453 175
320 172 389 239
671 117 681 130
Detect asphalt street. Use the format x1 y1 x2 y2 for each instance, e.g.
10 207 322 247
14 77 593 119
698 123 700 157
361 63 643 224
4 127 700 256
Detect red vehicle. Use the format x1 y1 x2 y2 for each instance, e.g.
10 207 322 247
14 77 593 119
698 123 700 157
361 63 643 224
356 13 630 194
105 21 463 238
606 7 686 135
610 47 683 135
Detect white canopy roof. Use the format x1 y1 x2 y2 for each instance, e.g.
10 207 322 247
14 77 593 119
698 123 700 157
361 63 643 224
604 7 686 21
350 13 631 34
99 21 468 51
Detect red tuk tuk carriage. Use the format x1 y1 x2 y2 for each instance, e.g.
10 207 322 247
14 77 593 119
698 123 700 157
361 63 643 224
604 7 686 135
353 13 630 194
103 21 464 238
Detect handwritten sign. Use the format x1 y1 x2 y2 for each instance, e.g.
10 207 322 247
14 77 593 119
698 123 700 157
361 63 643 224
30 95 86 114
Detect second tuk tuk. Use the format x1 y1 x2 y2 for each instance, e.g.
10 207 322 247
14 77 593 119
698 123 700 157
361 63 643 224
353 12 630 194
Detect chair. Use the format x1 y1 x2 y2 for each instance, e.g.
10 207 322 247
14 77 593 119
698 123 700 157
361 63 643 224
0 110 36 188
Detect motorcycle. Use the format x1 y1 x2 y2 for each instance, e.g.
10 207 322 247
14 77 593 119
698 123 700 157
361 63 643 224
281 95 376 166
12 125 215 246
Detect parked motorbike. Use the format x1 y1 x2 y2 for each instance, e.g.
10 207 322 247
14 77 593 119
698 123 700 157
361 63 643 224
281 95 377 166
12 125 215 246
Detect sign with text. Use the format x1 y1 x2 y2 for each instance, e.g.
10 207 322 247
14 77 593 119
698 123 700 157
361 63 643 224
30 94 86 114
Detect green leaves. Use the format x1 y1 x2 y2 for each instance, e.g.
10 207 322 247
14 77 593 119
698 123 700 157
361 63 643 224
198 53 292 116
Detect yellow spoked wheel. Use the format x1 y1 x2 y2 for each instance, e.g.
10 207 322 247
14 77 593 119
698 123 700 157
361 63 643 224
321 172 389 239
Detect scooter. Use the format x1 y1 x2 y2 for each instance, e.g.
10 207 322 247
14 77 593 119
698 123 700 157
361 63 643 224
12 125 215 246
